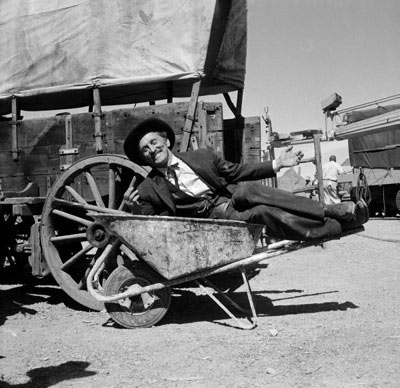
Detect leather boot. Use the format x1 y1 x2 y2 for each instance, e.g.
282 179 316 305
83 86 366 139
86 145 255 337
341 200 369 231
323 201 356 221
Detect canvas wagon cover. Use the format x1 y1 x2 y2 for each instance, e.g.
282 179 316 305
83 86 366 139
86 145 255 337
0 0 246 115
335 105 400 169
348 130 400 169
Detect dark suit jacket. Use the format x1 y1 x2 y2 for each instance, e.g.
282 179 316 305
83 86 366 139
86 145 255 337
137 148 276 216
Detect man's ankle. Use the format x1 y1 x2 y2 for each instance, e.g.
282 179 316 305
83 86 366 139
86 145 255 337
323 202 355 221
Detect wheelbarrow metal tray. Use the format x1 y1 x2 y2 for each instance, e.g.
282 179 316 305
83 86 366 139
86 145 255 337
91 214 263 281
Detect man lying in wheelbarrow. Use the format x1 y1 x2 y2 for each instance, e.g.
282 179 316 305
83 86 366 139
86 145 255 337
123 118 368 242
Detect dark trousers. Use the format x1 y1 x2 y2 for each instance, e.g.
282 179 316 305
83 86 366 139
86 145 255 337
211 183 342 241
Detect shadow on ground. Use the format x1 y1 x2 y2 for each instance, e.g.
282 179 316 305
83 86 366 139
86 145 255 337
103 288 358 329
0 271 89 326
1 265 358 330
0 361 96 388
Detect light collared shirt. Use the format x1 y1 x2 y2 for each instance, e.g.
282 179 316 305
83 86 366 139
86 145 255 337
158 154 213 198
322 160 344 181
158 153 280 198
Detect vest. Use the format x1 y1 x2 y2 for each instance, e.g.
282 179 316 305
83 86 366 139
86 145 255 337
165 179 228 218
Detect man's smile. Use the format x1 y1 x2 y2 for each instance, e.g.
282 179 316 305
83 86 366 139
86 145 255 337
150 150 162 160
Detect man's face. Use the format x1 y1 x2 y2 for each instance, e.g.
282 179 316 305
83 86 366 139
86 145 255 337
138 131 171 168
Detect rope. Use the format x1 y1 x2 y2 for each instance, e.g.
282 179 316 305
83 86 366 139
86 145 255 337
382 185 386 214
354 168 372 205
367 169 399 186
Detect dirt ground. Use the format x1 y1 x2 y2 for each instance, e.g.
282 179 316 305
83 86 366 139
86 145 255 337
1 219 399 388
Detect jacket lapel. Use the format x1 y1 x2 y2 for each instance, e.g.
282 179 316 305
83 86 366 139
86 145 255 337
179 151 219 191
151 172 176 213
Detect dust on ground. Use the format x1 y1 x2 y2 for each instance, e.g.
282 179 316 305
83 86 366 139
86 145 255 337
1 219 399 388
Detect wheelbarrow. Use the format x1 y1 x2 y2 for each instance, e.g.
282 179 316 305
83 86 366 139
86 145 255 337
85 213 363 329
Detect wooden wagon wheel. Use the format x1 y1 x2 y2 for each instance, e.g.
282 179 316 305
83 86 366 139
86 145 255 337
40 154 147 311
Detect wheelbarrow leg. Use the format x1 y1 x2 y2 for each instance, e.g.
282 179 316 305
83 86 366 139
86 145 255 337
202 278 251 315
195 267 258 330
202 266 258 321
240 265 258 325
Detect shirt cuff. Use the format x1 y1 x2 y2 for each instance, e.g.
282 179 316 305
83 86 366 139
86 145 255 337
272 160 279 173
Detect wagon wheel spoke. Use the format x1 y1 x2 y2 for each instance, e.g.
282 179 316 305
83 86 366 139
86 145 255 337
78 266 92 290
41 154 146 311
85 171 106 207
60 244 94 271
108 166 116 209
118 175 137 211
64 185 88 204
52 209 92 227
52 197 120 214
118 199 127 212
50 233 87 243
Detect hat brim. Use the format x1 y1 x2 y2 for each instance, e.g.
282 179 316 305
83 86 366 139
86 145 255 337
123 118 175 165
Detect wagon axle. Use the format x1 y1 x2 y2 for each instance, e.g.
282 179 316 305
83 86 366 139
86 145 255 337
86 222 110 248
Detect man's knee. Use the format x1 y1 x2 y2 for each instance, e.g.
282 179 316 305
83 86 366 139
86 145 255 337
241 204 273 224
235 182 265 197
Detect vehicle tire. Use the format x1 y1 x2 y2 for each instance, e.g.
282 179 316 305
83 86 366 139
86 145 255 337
40 154 147 311
104 264 171 328
396 189 400 213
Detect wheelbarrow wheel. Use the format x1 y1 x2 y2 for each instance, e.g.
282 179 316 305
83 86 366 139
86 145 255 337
104 265 171 328
40 154 147 311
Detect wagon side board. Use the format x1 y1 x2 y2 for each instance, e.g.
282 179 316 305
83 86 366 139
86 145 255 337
0 102 225 202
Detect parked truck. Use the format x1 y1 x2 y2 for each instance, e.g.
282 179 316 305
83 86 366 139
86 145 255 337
323 93 400 217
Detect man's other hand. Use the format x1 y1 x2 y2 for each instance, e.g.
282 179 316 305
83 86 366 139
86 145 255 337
123 186 141 212
276 146 304 170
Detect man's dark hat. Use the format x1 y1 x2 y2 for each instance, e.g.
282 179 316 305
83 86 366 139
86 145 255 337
123 118 175 165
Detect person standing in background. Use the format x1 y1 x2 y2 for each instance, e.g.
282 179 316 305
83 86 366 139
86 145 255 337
322 155 345 204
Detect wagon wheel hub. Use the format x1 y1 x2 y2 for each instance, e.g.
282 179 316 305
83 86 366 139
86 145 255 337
86 222 110 249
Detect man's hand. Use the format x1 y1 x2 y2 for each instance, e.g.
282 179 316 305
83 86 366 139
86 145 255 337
275 145 304 171
123 186 141 212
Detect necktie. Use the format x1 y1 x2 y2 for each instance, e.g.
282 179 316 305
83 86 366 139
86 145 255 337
167 165 180 188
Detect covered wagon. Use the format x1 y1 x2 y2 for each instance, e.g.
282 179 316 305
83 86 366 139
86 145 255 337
0 0 264 311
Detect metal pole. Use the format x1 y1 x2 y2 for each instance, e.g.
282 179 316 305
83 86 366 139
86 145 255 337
314 134 325 204
263 108 277 188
